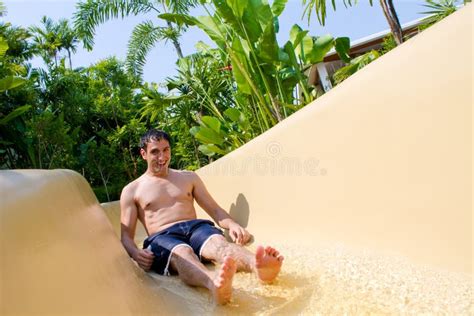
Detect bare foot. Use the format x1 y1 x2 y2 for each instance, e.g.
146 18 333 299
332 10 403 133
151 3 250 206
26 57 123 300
255 246 284 283
212 256 237 305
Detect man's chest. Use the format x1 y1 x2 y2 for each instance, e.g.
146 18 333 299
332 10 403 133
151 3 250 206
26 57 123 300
136 180 193 210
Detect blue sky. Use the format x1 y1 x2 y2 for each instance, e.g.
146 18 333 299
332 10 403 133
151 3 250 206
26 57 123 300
3 0 426 83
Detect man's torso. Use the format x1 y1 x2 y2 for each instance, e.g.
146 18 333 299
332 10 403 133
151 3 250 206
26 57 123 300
132 169 198 235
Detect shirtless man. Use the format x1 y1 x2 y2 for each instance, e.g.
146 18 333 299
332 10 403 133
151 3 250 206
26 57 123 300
120 129 284 304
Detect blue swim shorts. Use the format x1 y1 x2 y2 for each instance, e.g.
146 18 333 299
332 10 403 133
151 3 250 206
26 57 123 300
142 219 223 276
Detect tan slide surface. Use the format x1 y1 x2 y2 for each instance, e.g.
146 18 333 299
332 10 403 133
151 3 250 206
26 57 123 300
1 6 472 315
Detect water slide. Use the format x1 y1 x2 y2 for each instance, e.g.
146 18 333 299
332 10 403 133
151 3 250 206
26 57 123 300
1 6 472 315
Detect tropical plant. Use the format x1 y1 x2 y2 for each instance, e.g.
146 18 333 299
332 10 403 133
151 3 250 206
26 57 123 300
1 22 36 67
26 110 77 169
190 109 252 158
302 0 404 45
0 37 26 92
30 16 63 67
332 50 380 85
161 0 350 126
0 1 6 17
420 0 460 28
159 0 350 158
0 26 36 169
379 34 396 55
74 0 199 78
0 38 29 136
57 19 79 69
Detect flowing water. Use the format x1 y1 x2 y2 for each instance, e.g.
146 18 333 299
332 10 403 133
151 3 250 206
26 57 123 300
149 243 472 315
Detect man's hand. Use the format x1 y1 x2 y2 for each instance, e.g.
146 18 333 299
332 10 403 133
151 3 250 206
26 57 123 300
133 249 155 271
228 222 251 245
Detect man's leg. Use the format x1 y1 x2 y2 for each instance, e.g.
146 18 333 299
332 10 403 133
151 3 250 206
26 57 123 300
200 235 284 283
169 245 236 305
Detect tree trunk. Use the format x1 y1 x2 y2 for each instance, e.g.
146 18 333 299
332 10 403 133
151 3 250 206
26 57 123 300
166 21 184 59
379 0 403 45
68 49 72 69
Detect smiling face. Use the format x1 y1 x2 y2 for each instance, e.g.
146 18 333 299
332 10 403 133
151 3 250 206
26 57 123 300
141 138 171 176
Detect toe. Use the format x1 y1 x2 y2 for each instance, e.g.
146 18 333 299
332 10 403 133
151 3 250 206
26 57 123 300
256 246 265 261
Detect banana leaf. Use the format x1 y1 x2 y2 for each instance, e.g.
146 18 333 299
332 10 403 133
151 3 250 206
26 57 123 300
194 126 225 145
230 37 253 95
307 34 334 64
201 116 221 134
257 20 279 63
0 76 26 92
335 37 351 63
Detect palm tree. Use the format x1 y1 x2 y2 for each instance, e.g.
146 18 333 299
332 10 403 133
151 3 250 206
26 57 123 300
74 0 199 78
303 0 404 45
0 23 35 65
30 17 79 69
30 16 62 67
57 19 79 69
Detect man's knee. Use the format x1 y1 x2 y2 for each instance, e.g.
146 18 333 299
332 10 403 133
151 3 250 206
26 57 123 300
201 234 232 260
172 245 196 259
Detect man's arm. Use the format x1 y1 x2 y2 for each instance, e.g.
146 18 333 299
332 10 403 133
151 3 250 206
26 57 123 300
192 172 251 245
120 185 154 271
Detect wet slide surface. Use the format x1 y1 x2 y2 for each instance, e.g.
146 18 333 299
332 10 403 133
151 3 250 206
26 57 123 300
1 6 472 315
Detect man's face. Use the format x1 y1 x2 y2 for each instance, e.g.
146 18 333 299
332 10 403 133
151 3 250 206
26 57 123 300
141 138 171 174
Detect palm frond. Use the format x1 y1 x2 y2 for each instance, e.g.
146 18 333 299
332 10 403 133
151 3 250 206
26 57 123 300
420 0 458 25
57 19 79 53
73 0 155 50
126 21 166 78
161 0 199 14
302 0 361 26
0 1 7 17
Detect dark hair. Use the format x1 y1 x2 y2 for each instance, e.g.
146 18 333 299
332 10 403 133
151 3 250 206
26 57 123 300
139 129 171 150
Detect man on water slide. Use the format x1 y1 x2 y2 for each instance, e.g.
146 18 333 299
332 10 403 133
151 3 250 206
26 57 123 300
120 129 284 304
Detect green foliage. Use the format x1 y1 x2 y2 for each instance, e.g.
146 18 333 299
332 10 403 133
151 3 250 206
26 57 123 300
0 31 34 169
332 50 380 85
164 0 350 130
159 0 350 160
0 105 30 125
191 108 252 157
74 0 155 50
0 75 26 92
26 111 77 169
0 1 6 17
302 0 373 26
379 34 397 55
420 0 460 29
29 16 79 68
127 21 175 78
74 0 199 78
